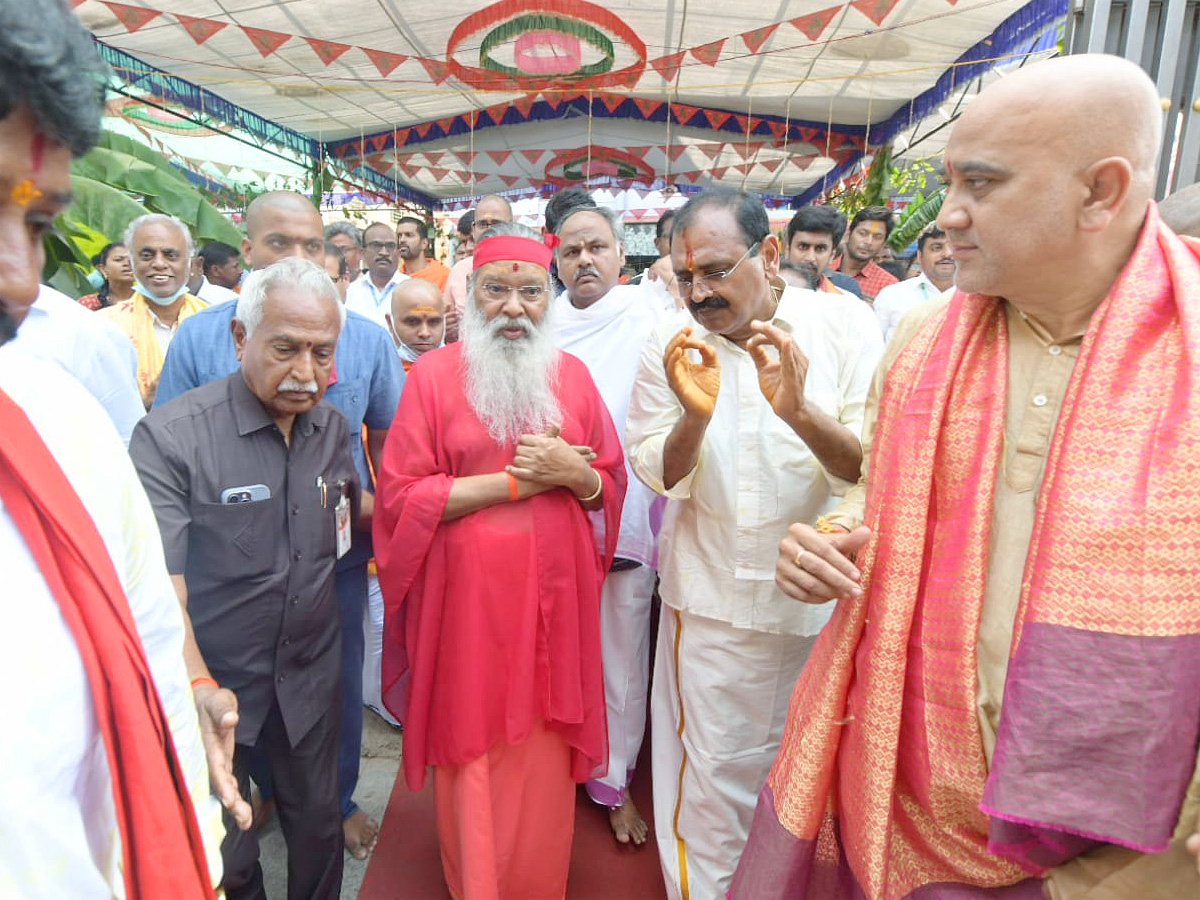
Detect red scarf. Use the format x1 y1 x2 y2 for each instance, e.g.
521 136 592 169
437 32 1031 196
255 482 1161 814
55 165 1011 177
0 388 213 898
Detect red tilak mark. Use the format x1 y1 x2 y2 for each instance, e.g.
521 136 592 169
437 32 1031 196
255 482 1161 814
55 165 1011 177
684 235 694 271
513 263 519 271
30 132 45 174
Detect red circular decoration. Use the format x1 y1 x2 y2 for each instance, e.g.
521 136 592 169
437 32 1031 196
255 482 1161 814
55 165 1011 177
446 0 646 91
543 146 657 187
514 31 582 75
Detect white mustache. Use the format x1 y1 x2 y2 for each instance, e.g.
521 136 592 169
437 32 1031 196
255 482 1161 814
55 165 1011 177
488 314 532 338
278 377 319 394
575 265 600 281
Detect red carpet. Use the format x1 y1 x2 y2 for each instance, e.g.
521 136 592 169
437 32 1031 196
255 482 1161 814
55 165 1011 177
358 741 667 899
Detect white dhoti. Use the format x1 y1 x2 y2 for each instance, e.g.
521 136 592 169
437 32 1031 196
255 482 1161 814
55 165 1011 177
585 564 657 806
362 573 400 728
651 607 818 900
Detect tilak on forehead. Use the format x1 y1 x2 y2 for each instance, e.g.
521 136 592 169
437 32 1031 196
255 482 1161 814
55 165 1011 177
11 131 45 207
411 305 438 315
472 233 558 271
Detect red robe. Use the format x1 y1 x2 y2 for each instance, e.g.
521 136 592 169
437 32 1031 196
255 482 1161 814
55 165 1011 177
373 343 626 791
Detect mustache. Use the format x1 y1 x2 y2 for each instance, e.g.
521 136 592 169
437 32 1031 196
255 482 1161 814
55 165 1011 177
488 313 533 338
574 265 600 281
688 296 730 313
277 377 319 394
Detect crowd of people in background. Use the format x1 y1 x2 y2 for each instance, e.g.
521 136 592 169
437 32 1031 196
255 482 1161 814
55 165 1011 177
5 3 1200 900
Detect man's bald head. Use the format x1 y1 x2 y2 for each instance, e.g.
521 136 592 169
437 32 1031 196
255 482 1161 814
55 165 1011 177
938 54 1162 319
242 191 325 270
471 194 514 241
389 279 446 357
1160 182 1200 238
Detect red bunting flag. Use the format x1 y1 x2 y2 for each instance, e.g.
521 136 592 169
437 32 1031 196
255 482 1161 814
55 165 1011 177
650 52 685 83
428 167 451 182
175 14 226 44
100 2 161 32
691 39 725 67
790 7 839 40
703 109 733 131
423 150 445 166
633 97 662 119
666 144 688 162
362 48 408 76
697 143 724 161
413 121 434 139
759 157 784 173
498 174 521 187
369 133 390 152
241 25 291 57
486 150 512 166
741 23 781 54
767 120 787 139
304 38 352 66
418 57 451 84
599 93 624 113
512 95 535 117
520 149 544 165
710 166 729 180
852 0 900 26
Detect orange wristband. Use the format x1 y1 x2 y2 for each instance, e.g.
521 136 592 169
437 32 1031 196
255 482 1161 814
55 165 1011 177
506 472 520 501
190 675 218 692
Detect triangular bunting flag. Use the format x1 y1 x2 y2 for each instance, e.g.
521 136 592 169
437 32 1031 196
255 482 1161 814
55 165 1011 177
428 167 450 182
413 121 434 139
423 150 445 166
792 155 816 170
671 104 699 124
332 144 350 160
599 93 624 114
650 52 685 83
457 151 478 164
790 7 839 41
759 157 784 173
733 163 754 175
304 37 352 66
733 142 763 161
498 174 521 187
698 143 724 161
520 149 543 165
826 132 847 150
394 127 411 146
487 150 513 166
666 145 688 162
732 114 750 133
369 134 390 152
711 167 728 180
633 97 662 119
418 57 451 84
214 161 233 176
512 95 535 117
241 25 291 57
768 121 787 139
362 48 408 76
175 13 226 44
852 0 900 26
542 93 565 111
690 39 725 67
741 23 781 54
100 2 161 33
398 162 421 178
435 116 456 135
799 127 820 144
703 109 733 131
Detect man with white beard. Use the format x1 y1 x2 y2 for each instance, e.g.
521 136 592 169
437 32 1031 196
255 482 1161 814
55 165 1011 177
552 204 663 845
373 222 627 899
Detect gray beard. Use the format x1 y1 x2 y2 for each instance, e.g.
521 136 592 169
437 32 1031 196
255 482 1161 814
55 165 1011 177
461 300 561 446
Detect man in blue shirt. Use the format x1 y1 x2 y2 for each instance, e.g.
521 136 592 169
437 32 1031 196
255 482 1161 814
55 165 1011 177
156 190 403 860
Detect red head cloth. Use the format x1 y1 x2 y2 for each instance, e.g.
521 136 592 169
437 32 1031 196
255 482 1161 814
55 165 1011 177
472 233 556 271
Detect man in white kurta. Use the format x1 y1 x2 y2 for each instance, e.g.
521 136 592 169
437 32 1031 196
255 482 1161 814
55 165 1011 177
626 189 882 899
551 205 664 843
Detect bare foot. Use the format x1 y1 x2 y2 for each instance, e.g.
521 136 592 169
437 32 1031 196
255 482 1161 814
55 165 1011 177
608 798 648 846
343 809 380 860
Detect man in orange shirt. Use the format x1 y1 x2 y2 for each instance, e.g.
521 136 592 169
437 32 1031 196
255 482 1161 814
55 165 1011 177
397 216 449 291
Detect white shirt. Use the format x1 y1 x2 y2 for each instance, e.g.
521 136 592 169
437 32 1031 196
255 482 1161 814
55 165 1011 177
0 285 144 445
627 285 883 635
873 273 947 343
552 283 665 567
194 276 238 307
345 268 408 329
0 355 224 898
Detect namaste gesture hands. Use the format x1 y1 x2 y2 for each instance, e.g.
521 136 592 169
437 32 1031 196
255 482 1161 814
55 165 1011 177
664 326 720 419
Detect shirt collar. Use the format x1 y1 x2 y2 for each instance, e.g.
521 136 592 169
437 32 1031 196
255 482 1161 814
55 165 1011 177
228 371 317 438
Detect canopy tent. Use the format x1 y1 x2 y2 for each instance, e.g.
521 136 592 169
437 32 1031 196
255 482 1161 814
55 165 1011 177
75 0 1067 210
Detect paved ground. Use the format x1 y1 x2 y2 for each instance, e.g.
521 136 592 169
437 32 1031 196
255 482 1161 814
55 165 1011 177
260 709 403 899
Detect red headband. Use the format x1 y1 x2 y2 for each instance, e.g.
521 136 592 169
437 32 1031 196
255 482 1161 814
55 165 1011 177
473 234 557 271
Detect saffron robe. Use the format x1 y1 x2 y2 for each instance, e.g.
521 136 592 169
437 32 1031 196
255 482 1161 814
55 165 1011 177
373 343 626 791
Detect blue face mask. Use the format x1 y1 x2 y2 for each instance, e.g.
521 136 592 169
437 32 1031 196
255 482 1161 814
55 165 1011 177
134 280 190 306
86 268 105 289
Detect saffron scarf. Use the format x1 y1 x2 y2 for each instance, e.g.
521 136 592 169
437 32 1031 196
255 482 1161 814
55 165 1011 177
105 292 207 406
734 204 1200 899
0 389 213 898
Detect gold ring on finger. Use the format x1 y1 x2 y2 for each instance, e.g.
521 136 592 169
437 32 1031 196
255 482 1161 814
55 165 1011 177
794 549 809 568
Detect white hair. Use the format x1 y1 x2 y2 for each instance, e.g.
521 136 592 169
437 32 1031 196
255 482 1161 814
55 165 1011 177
461 282 560 446
555 203 625 248
124 212 195 259
236 256 345 338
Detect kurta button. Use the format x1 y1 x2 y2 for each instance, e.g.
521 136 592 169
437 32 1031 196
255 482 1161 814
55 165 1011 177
293 550 302 560
1032 394 1049 407
277 674 285 682
291 505 299 515
1048 345 1063 356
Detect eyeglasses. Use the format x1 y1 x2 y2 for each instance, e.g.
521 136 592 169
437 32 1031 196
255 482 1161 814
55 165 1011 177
479 282 547 302
675 241 761 294
472 218 505 234
366 241 397 253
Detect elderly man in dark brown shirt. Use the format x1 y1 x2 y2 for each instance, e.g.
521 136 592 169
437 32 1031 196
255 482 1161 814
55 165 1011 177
131 257 358 900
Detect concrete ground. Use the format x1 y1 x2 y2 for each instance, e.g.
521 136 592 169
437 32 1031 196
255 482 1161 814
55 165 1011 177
260 709 403 899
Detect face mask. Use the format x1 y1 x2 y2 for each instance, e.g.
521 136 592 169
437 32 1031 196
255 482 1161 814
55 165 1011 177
86 268 105 289
134 280 189 307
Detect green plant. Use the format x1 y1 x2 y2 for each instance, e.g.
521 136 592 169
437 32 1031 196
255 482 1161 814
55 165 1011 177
44 128 244 296
888 188 945 252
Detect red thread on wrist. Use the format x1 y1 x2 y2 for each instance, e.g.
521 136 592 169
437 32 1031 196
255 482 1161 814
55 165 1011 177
190 675 218 692
506 472 520 501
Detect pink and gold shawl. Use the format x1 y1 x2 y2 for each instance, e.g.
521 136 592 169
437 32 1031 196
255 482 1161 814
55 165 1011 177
732 205 1200 899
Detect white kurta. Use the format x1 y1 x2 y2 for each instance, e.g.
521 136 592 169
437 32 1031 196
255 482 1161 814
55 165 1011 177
0 356 225 899
626 282 883 897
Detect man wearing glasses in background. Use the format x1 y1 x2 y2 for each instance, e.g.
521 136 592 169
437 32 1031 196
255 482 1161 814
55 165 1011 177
442 195 514 341
345 221 408 330
626 188 882 900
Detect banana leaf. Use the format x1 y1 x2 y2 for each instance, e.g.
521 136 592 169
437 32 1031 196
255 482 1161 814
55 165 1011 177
888 188 945 251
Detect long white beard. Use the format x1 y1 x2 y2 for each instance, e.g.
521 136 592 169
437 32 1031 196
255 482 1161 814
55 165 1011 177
461 300 561 446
